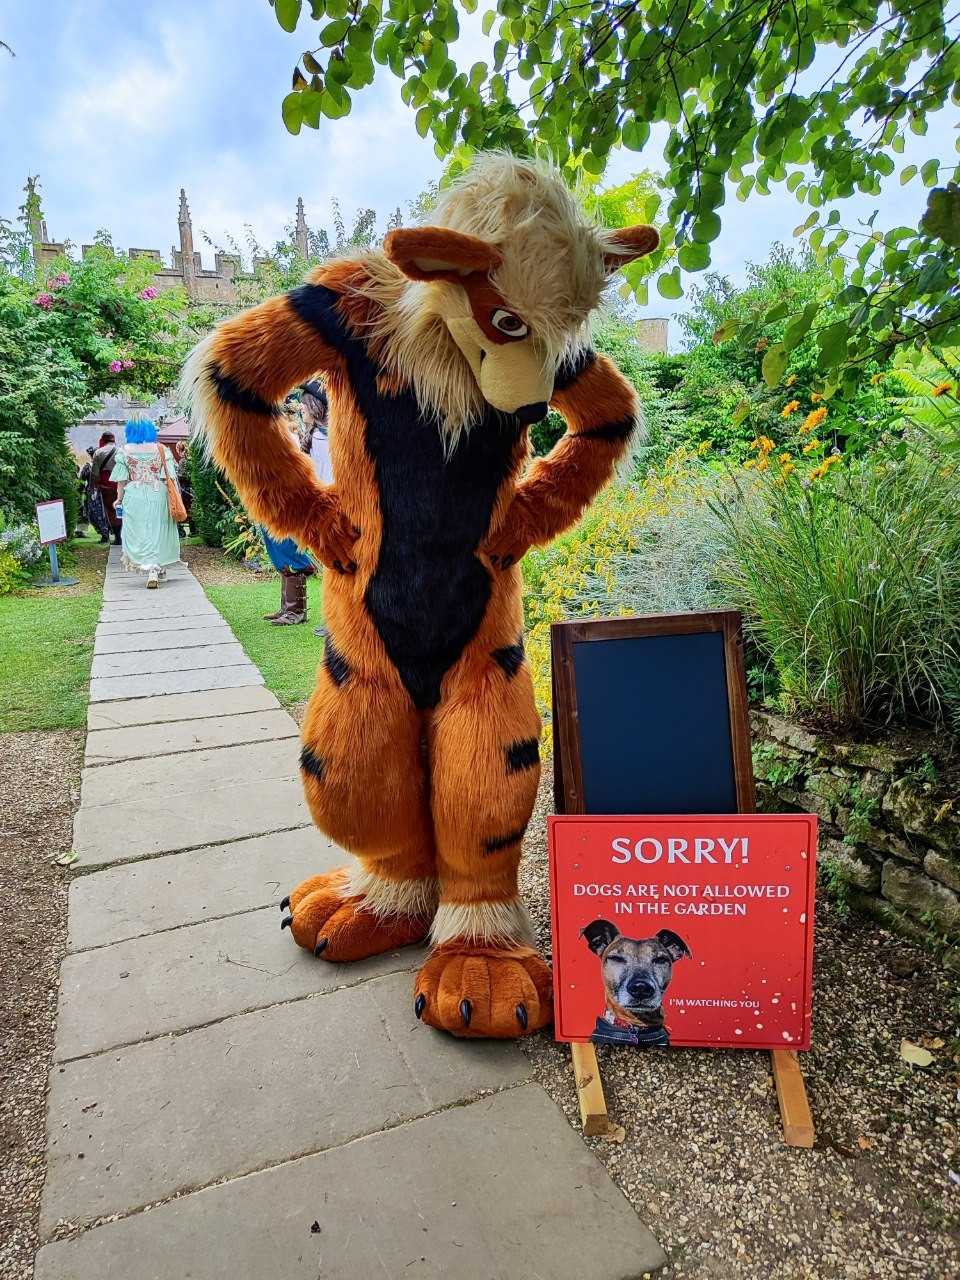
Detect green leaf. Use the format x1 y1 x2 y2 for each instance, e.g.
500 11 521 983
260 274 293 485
622 118 649 152
782 302 818 350
761 342 788 388
482 8 496 35
275 0 302 32
920 187 960 248
281 91 304 134
732 399 750 427
712 318 741 344
921 159 940 188
415 105 433 137
657 268 683 300
678 241 710 271
692 210 721 244
321 17 350 44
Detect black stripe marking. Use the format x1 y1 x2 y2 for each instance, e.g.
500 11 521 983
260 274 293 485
492 639 525 679
506 738 540 774
484 824 528 855
578 415 635 443
299 745 325 781
287 282 350 349
553 347 597 392
324 637 351 688
209 363 281 418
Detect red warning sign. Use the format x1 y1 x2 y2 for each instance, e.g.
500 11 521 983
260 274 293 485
549 814 817 1050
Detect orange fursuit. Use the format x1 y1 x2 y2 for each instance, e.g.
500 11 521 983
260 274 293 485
181 154 659 1038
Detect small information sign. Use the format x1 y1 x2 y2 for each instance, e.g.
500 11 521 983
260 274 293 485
36 499 68 546
549 813 817 1050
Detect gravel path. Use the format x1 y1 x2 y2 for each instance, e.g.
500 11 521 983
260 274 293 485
520 768 960 1280
0 731 80 1280
185 544 273 587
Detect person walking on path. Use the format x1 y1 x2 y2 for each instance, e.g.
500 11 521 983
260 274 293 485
91 431 122 546
112 419 183 589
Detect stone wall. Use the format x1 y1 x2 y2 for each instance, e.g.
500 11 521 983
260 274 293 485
751 710 959 967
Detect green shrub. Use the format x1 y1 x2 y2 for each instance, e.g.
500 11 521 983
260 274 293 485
187 449 238 547
710 422 960 731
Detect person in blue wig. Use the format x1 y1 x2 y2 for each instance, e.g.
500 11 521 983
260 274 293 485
112 419 183 588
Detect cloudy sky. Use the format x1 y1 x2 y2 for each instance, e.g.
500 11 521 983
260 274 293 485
1 0 956 339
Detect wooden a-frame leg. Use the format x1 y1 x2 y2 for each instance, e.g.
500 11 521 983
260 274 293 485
571 1041 611 1136
771 1048 815 1147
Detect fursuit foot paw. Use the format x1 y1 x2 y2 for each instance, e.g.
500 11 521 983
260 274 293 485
413 945 554 1039
279 869 430 962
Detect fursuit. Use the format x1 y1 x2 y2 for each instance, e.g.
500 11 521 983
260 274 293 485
181 153 658 1038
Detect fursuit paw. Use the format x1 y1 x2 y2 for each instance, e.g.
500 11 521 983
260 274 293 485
413 945 553 1039
310 490 359 575
280 868 429 962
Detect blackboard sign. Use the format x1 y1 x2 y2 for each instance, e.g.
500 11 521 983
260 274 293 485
551 612 756 817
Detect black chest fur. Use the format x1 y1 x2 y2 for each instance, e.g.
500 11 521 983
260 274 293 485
343 334 523 709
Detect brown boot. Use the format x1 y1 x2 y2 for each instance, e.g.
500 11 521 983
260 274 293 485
263 576 287 620
270 572 308 625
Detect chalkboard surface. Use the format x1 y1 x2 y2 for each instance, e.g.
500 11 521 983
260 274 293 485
551 612 756 817
572 631 736 814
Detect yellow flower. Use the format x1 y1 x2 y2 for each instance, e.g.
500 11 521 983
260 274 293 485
756 457 769 472
799 406 828 434
744 458 757 470
824 455 841 469
785 374 797 387
780 461 795 477
811 392 822 403
781 400 801 417
870 372 886 385
802 439 820 454
697 439 713 455
779 452 792 463
809 463 828 481
933 381 953 397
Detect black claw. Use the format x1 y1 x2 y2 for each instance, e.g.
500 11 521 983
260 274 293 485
280 913 294 930
415 993 426 1020
489 554 499 564
501 555 514 571
314 939 328 957
459 999 472 1028
333 560 344 574
347 561 357 573
516 1003 528 1031
279 895 290 912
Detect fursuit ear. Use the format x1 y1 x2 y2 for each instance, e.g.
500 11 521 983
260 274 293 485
383 227 502 283
601 224 660 275
580 918 620 956
656 929 692 961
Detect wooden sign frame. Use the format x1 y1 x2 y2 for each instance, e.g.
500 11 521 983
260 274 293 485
550 609 814 1148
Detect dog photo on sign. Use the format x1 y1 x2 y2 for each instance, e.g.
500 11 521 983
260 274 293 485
581 918 692 1047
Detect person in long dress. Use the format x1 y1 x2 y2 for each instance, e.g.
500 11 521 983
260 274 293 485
112 419 183 588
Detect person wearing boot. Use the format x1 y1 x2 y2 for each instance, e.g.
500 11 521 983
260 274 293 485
299 381 333 640
261 534 313 626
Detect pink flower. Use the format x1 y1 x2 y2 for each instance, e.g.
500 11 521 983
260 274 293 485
139 286 158 300
109 360 123 373
122 359 134 369
32 293 53 310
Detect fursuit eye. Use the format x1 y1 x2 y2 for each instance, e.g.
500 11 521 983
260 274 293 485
490 309 529 339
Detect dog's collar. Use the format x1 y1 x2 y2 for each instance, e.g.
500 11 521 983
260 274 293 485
593 1016 670 1047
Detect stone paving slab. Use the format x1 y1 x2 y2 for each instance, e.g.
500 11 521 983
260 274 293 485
73 777 307 864
41 976 530 1232
87 685 281 729
91 640 248 680
94 624 234 656
81 738 300 807
55 908 428 1060
98 599 223 624
96 613 236 636
89 663 262 703
35 1085 666 1280
67 827 333 950
84 708 298 765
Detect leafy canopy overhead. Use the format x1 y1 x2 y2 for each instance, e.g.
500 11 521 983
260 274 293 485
271 0 960 386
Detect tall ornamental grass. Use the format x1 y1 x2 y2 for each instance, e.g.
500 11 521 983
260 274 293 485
710 420 960 731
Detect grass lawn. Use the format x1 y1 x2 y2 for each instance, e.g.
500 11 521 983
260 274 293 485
0 591 102 732
204 578 325 708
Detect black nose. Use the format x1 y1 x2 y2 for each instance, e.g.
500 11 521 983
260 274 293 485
626 978 657 1002
515 401 548 425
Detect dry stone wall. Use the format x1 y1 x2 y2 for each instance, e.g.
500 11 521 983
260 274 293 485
751 711 960 968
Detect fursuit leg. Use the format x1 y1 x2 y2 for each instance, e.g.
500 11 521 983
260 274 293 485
414 658 552 1038
281 650 437 961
